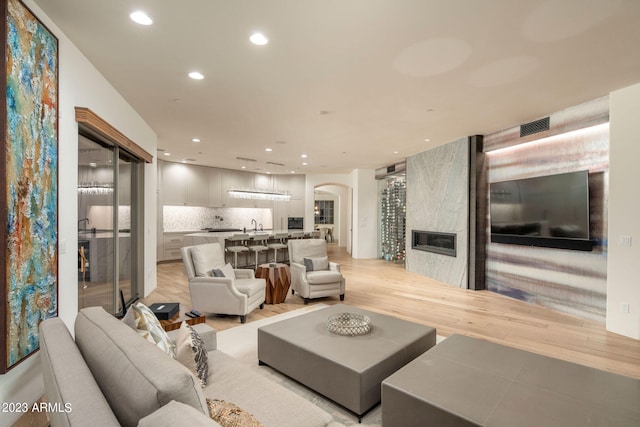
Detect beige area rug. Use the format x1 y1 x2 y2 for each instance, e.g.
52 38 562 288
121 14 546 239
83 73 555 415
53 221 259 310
216 304 381 426
216 305 444 426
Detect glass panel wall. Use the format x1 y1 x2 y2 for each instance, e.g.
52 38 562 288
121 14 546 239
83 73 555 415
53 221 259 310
78 134 142 314
78 135 115 312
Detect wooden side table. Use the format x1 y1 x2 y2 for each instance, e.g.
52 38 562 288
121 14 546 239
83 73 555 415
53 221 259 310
160 312 206 331
256 263 290 304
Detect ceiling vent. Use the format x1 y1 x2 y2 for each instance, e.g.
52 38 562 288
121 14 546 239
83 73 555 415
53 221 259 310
375 161 406 180
520 117 550 137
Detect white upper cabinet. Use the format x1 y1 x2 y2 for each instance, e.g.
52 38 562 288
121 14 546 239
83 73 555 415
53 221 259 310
161 161 305 211
162 162 208 206
274 174 305 199
208 168 222 207
221 169 254 207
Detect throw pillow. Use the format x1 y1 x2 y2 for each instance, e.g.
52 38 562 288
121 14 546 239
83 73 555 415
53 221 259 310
176 321 209 387
206 399 263 427
121 305 136 329
211 263 236 279
130 302 176 358
303 256 329 271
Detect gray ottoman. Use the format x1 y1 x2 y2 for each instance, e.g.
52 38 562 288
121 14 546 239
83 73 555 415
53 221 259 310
257 304 436 419
382 334 640 426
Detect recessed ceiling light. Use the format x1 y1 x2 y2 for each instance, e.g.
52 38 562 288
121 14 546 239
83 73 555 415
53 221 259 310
265 148 273 152
241 165 246 169
188 71 204 80
393 151 399 154
301 154 308 158
163 152 171 156
290 171 296 174
424 138 431 142
130 11 153 26
89 162 97 168
302 162 308 166
250 32 269 45
192 138 200 143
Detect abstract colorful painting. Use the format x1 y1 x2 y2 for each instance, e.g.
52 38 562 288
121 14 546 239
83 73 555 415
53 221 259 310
1 0 58 373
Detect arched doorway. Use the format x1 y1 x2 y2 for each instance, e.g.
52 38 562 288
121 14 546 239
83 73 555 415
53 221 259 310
314 183 352 254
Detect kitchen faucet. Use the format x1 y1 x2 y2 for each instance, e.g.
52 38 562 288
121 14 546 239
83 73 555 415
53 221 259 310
251 218 257 231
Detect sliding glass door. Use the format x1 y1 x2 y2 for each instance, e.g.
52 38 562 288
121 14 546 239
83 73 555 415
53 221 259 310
78 134 142 314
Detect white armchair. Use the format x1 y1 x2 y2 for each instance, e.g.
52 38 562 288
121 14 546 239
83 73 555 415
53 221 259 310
181 243 266 323
288 239 345 304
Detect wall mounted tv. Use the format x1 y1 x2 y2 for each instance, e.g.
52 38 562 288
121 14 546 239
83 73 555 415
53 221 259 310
489 170 593 251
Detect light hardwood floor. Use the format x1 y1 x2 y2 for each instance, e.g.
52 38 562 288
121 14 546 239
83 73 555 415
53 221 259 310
144 244 640 380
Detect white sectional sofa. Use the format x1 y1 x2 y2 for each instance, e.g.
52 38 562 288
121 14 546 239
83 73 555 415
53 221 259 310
39 306 344 427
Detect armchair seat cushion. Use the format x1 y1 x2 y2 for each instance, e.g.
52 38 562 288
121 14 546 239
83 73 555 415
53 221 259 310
306 270 344 285
235 279 267 297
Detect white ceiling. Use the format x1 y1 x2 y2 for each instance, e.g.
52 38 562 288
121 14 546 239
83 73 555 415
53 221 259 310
34 0 640 174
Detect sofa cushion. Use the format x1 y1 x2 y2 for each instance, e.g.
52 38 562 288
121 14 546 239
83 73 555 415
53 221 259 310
206 399 263 427
306 270 344 285
138 400 221 427
192 243 222 277
39 317 120 427
176 321 209 387
288 239 328 265
130 302 176 357
303 256 329 271
235 279 266 297
75 307 208 427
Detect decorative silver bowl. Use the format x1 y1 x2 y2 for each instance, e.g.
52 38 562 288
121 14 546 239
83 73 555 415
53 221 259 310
327 312 371 336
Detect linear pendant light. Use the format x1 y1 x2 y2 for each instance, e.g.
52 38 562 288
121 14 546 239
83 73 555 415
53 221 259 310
228 188 291 201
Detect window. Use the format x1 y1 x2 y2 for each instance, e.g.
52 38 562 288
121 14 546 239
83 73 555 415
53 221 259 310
314 200 334 224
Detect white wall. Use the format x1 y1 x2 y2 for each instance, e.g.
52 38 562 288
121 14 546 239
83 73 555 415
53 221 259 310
315 185 349 246
0 2 158 425
351 169 378 259
607 82 640 339
306 171 379 259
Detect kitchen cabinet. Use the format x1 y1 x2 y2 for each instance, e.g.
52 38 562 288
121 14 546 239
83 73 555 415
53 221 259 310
161 162 209 206
161 232 188 261
272 174 306 229
208 168 222 207
274 174 305 198
220 169 274 208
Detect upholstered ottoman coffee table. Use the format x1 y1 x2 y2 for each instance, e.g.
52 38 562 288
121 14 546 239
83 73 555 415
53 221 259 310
257 304 436 420
382 334 640 426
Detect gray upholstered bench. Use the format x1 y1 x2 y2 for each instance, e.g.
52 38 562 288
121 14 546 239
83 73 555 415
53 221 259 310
258 304 436 420
382 334 640 426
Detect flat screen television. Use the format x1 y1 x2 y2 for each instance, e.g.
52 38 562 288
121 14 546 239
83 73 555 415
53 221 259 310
489 170 593 251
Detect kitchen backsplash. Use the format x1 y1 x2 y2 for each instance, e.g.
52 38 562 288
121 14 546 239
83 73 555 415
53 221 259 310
164 206 273 232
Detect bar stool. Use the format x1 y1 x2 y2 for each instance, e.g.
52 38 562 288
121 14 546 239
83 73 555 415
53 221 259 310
248 234 269 268
225 234 249 268
267 232 289 263
289 231 305 239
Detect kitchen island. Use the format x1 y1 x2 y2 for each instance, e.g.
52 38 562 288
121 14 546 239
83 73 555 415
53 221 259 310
182 230 308 266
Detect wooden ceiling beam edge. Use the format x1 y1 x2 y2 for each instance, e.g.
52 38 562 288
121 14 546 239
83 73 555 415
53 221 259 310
75 107 153 163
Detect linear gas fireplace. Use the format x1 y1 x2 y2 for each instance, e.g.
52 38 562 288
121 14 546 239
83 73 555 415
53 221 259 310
411 230 457 257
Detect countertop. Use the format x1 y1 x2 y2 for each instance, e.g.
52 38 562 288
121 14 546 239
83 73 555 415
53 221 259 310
184 229 306 239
